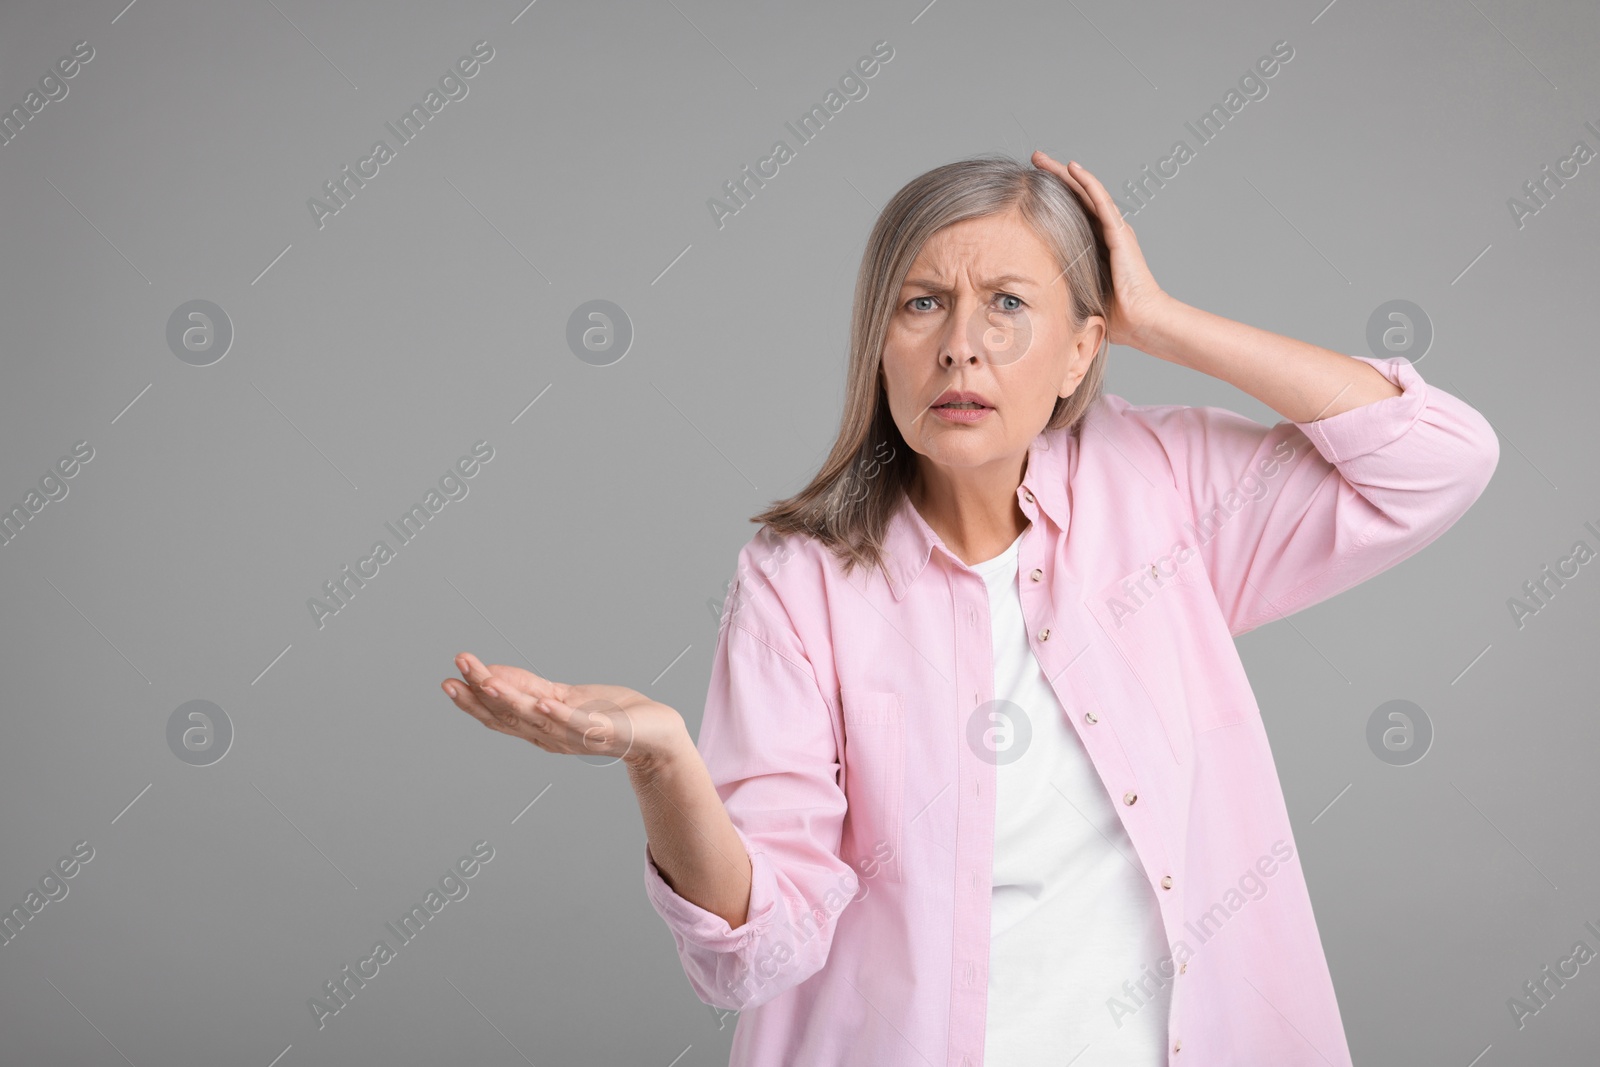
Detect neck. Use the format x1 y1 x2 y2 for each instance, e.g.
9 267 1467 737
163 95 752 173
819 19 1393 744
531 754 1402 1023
909 452 1031 567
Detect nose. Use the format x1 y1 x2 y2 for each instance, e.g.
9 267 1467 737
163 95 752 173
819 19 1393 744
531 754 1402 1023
939 304 982 368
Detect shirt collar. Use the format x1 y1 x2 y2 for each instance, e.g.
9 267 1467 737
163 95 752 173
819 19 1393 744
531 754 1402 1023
880 425 1072 601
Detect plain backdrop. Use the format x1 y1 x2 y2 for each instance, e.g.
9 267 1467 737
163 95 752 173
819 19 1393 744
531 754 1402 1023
0 0 1596 1064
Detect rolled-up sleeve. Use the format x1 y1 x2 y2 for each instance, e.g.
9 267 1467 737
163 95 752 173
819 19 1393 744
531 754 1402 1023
1127 354 1499 636
641 545 856 1011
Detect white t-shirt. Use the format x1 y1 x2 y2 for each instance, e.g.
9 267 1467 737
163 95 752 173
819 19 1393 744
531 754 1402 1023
970 527 1170 1065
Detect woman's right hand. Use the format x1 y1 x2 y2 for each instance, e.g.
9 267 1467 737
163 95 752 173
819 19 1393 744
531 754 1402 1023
442 651 687 768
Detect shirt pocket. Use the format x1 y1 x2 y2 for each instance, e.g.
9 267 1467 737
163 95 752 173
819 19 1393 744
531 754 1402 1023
838 689 905 885
1086 562 1248 745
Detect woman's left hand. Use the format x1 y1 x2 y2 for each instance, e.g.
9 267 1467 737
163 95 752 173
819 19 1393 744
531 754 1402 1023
1031 151 1175 351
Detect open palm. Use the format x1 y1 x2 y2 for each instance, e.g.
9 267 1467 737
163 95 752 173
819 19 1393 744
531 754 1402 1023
443 651 685 766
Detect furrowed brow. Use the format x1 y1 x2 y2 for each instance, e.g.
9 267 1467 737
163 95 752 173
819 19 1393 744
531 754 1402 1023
901 272 1039 291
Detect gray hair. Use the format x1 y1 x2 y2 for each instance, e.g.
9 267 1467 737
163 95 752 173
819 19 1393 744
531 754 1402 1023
750 153 1112 582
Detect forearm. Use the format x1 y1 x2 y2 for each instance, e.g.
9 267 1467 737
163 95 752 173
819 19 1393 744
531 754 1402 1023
1134 297 1403 424
627 730 754 930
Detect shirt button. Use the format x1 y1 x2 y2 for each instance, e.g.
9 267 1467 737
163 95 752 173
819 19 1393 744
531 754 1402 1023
1038 628 1050 641
1123 791 1138 805
1179 961 1187 974
1029 568 1042 582
1084 711 1098 724
1173 1038 1182 1053
1160 875 1174 890
1024 490 1034 503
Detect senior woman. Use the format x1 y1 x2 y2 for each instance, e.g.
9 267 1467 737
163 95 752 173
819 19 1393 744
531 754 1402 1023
441 153 1498 1065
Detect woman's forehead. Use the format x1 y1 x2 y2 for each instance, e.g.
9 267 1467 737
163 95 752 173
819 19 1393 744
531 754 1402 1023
908 213 1056 278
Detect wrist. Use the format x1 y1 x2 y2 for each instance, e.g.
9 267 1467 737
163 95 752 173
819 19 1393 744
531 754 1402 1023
624 716 693 778
1129 293 1189 358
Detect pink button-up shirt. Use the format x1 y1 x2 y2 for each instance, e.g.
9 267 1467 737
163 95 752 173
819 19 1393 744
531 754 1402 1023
643 353 1498 1066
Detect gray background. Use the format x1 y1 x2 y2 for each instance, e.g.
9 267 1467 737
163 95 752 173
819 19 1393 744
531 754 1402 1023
1 0 1595 1064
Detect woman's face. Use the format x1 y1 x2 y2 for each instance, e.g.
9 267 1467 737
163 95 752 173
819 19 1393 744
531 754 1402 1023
880 206 1103 481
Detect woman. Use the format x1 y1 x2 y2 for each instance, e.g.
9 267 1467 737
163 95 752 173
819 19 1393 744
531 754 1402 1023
441 153 1498 1065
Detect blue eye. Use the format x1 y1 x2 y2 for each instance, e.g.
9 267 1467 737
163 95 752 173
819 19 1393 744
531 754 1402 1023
905 293 1024 313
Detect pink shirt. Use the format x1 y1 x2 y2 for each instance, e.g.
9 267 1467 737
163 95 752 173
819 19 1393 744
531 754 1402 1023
642 353 1498 1066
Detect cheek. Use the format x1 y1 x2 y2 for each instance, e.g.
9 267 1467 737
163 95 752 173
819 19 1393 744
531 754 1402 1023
879 340 914 390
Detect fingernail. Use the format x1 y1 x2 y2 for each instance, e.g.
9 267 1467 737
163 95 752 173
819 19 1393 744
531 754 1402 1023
482 686 498 698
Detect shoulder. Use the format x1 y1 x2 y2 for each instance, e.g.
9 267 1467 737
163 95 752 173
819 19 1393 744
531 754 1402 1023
733 524 829 585
724 524 833 649
1091 390 1199 433
1084 390 1260 461
1073 391 1198 468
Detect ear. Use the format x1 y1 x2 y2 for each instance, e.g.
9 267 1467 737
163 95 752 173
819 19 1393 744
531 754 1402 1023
1059 314 1105 397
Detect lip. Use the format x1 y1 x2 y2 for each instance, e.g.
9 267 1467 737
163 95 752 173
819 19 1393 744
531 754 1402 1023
931 389 993 409
932 405 992 423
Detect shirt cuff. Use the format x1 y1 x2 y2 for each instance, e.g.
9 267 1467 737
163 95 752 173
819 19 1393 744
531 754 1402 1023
1291 354 1428 464
642 826 780 951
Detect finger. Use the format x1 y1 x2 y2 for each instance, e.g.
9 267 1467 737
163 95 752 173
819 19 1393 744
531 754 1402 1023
481 679 542 725
1032 150 1089 202
446 680 563 755
443 679 515 733
532 695 596 751
1032 151 1094 203
1066 161 1127 233
539 695 633 760
1063 174 1096 215
457 651 496 689
1030 149 1069 179
532 693 577 728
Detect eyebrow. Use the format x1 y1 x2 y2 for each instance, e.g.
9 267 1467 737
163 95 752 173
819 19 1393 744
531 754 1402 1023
901 272 1040 291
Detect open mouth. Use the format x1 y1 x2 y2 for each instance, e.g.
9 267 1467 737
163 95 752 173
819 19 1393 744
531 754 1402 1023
931 402 992 422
